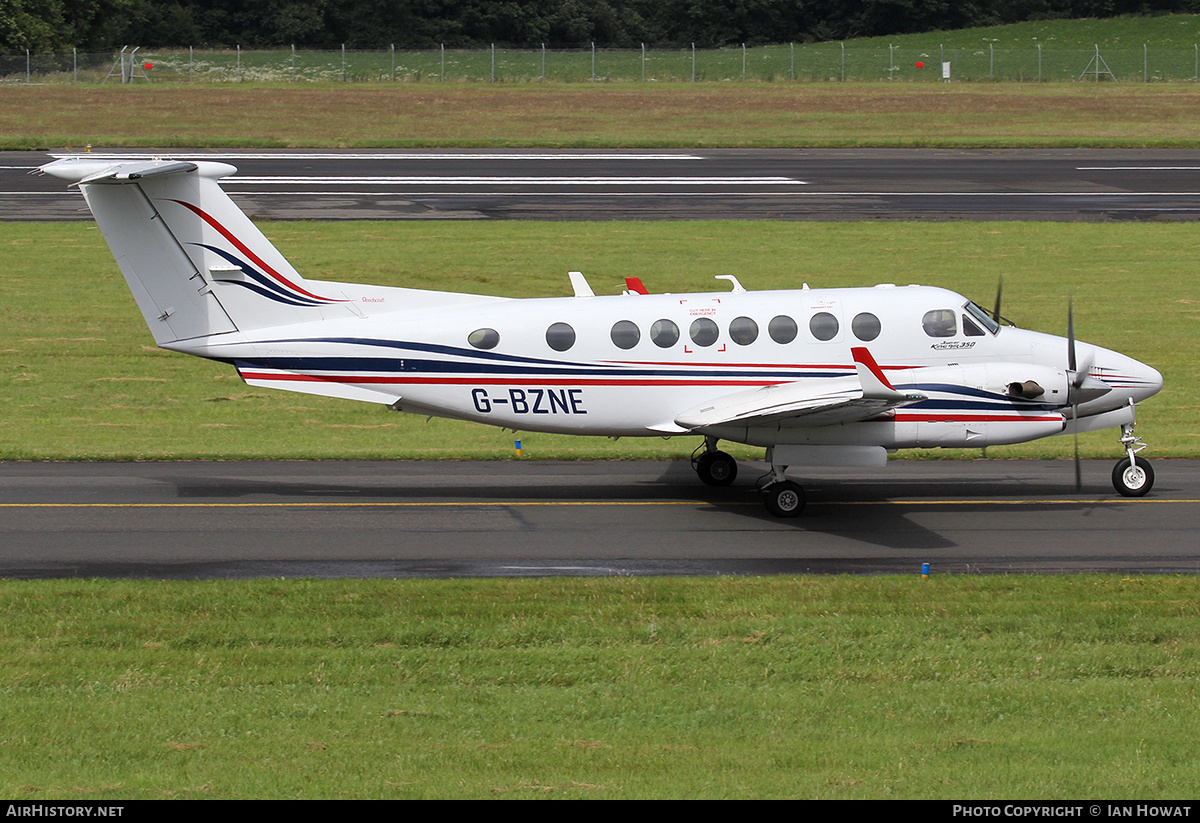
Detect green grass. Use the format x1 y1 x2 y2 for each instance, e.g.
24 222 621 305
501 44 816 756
1 575 1198 799
7 82 1200 151
2 220 1194 461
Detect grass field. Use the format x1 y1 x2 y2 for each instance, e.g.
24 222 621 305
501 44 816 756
2 575 1198 799
2 220 1193 462
5 82 1200 149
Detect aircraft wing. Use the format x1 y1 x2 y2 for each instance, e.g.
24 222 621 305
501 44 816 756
674 347 926 431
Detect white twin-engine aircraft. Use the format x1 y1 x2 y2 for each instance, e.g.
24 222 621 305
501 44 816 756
41 156 1164 516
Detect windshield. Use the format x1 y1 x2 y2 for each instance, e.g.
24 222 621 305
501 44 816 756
963 301 1001 335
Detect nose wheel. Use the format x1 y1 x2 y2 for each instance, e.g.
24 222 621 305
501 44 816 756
1112 401 1153 497
1113 456 1153 497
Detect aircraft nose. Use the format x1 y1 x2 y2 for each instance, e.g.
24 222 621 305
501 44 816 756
1103 353 1163 403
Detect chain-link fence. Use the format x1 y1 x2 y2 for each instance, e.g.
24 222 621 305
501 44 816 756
3 44 1198 84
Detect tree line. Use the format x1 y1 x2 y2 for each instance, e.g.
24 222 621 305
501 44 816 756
6 0 1200 52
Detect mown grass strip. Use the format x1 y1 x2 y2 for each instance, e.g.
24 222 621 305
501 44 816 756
2 220 1193 461
1 575 1198 799
6 83 1200 150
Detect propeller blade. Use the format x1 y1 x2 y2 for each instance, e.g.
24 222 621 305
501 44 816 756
992 276 1004 324
1067 294 1077 374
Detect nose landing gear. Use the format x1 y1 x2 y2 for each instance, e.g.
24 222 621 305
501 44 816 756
1112 399 1153 497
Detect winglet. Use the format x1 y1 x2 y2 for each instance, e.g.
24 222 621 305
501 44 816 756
851 347 925 402
851 347 896 392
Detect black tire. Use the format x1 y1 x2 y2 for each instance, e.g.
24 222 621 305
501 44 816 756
695 451 738 487
1112 456 1154 497
764 480 805 517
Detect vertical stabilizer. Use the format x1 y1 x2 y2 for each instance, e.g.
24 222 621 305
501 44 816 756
41 157 354 346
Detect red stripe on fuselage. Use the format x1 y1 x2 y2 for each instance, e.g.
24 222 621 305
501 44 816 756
237 371 791 387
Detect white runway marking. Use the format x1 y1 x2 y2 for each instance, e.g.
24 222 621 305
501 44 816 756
1077 166 1200 171
226 176 803 186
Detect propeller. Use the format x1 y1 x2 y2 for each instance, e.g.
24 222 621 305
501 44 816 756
1068 296 1082 492
988 276 1019 328
1065 296 1108 406
1065 296 1116 492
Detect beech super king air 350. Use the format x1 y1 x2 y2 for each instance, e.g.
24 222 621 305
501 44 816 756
40 156 1164 516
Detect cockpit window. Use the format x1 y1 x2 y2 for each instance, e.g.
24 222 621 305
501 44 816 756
962 314 986 337
963 300 1001 335
922 309 957 338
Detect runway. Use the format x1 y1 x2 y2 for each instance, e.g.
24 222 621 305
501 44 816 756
6 147 1197 579
2 460 1198 579
8 148 1200 221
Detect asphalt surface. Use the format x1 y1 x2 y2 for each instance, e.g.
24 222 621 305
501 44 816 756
9 147 1200 221
2 459 1197 579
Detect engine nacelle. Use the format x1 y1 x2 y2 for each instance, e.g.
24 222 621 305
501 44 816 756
891 362 1071 407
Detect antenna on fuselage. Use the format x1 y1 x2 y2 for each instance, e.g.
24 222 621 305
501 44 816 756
568 271 595 298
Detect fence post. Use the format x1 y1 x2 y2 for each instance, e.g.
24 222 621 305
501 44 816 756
237 44 241 82
1144 44 1148 82
390 44 394 82
1038 43 1042 82
541 43 545 82
441 44 444 82
790 42 794 80
989 43 993 80
691 43 695 82
291 44 295 83
189 45 193 83
742 43 746 81
342 44 346 82
591 42 595 82
841 42 845 82
73 47 77 84
889 44 894 81
491 43 495 82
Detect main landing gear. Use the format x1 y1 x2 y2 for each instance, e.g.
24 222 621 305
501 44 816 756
691 439 805 518
691 437 738 487
1112 402 1154 497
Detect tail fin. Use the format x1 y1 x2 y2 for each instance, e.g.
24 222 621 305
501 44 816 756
41 157 354 346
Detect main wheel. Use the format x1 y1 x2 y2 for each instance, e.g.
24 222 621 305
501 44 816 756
695 451 738 487
1112 456 1154 497
764 480 805 517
